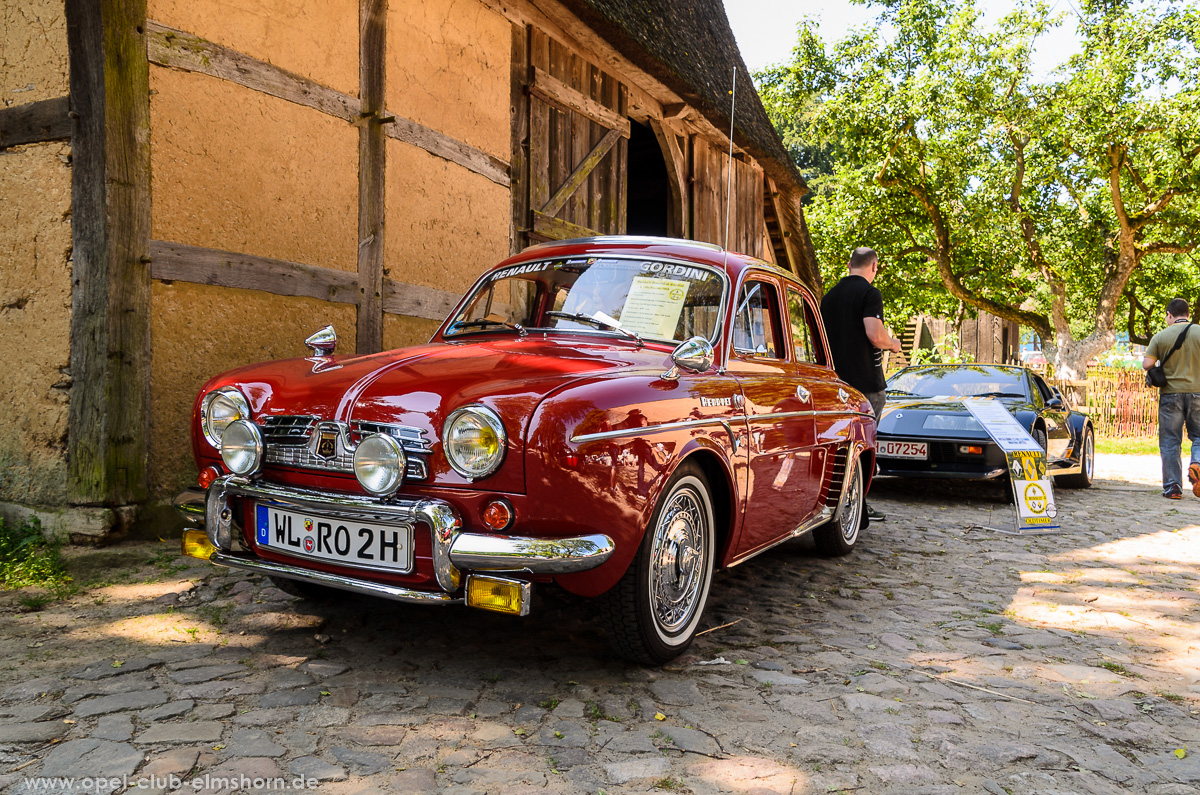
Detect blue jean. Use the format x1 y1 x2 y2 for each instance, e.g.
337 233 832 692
1158 392 1200 489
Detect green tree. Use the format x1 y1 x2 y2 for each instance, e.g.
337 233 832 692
759 0 1200 378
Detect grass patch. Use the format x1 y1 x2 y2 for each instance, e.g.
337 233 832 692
1096 436 1188 456
0 517 71 591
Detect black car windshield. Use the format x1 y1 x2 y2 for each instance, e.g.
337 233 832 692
445 257 727 344
887 366 1029 399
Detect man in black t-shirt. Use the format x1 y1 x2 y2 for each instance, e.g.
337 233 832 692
820 247 902 519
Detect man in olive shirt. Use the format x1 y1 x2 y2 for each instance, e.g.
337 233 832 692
1142 297 1200 498
821 247 902 519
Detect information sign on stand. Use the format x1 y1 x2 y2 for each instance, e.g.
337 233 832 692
962 398 1060 533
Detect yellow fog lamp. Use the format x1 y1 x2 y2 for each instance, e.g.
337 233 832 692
465 575 530 616
181 529 216 560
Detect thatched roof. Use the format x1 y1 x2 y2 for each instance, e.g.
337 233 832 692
558 0 807 195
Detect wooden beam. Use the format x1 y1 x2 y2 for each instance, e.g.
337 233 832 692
382 114 510 187
529 66 630 137
381 279 460 322
650 118 689 238
542 127 620 218
357 0 386 354
0 96 72 150
532 209 596 241
509 24 531 254
149 241 360 305
66 0 152 506
146 21 510 186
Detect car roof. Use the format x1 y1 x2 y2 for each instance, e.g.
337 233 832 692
509 236 801 289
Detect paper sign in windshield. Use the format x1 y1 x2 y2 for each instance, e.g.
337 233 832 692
619 277 688 339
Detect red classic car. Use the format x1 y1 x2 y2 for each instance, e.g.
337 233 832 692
177 236 877 663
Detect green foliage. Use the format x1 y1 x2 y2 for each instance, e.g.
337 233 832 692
0 517 70 591
757 0 1200 376
909 334 973 365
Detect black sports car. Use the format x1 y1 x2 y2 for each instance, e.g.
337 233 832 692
876 364 1095 488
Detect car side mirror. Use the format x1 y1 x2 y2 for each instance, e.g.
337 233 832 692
305 325 337 357
661 337 714 381
1047 397 1064 410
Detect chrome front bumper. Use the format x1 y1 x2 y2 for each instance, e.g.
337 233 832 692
175 476 614 603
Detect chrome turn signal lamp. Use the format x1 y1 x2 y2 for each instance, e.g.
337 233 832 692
465 575 530 616
181 528 216 560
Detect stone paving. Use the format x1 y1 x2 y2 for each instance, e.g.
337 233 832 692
2 454 1199 795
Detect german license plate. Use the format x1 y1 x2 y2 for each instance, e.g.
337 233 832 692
877 440 928 460
253 504 413 573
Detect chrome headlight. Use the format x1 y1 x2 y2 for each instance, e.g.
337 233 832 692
201 387 251 447
353 433 406 496
443 406 506 479
220 419 263 476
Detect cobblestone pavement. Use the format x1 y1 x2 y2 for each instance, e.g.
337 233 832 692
2 454 1199 795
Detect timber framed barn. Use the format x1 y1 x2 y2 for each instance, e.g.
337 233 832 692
0 0 818 539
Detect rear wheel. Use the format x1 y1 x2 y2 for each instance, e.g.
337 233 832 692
1056 427 1094 488
814 455 865 556
600 463 715 665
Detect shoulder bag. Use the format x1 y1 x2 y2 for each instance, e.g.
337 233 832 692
1146 323 1193 387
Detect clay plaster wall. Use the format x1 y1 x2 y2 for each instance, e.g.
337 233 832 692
384 139 510 295
1 0 68 107
150 282 357 496
150 67 359 272
387 0 510 160
0 143 72 505
147 0 359 97
383 315 441 353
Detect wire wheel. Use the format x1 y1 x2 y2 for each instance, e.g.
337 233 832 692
814 454 864 556
601 464 715 664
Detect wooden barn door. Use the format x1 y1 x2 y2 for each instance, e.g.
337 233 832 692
520 28 630 246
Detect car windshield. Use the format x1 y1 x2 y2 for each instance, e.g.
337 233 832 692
887 366 1029 399
444 257 727 344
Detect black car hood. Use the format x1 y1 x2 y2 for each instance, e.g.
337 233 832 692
878 396 1035 438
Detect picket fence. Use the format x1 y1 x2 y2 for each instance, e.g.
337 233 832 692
1048 366 1157 439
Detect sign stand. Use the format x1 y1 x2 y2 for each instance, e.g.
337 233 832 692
962 398 1061 534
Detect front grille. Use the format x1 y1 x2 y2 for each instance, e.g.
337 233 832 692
256 417 431 480
260 416 319 446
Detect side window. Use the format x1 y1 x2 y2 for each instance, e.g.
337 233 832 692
733 280 784 359
1032 375 1054 405
787 289 817 364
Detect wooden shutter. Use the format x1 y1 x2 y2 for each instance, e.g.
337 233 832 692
522 28 629 245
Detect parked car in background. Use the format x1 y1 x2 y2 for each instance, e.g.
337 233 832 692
176 236 878 663
876 364 1095 487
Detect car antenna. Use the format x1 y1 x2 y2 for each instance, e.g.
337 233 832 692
723 66 737 270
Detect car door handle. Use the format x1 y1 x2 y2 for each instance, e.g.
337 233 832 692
795 385 811 403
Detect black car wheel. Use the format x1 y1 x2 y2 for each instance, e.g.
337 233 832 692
814 455 865 556
601 462 715 665
1056 426 1095 488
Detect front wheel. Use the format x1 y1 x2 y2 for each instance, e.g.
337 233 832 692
1055 427 1094 488
600 463 715 665
813 454 865 556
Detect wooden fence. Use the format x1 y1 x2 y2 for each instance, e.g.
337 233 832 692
1049 367 1158 439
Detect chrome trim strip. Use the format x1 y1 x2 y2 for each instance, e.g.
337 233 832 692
450 533 614 574
571 417 731 444
210 552 458 605
174 488 206 528
726 505 835 568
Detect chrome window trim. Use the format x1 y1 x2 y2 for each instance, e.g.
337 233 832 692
444 254 731 348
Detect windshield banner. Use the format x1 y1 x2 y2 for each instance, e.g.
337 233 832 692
962 398 1060 533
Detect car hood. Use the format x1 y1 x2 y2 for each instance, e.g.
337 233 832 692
205 336 671 442
878 396 1035 438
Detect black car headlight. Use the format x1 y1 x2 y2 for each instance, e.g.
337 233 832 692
201 387 251 448
442 406 506 479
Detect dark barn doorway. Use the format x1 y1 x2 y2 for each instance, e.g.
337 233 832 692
626 120 671 236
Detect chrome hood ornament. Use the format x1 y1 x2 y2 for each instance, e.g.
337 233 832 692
305 325 337 357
